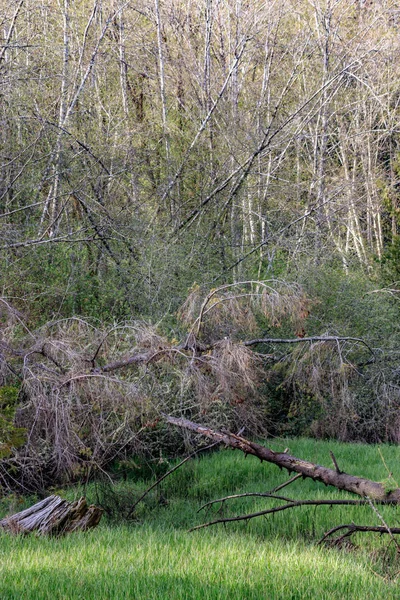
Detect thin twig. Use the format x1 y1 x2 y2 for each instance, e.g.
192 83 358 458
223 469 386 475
269 473 302 493
378 447 399 487
197 478 303 513
366 496 400 552
127 441 220 518
190 498 386 532
330 451 342 474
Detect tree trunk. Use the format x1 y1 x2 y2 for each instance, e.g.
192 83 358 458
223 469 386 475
0 495 103 536
165 416 400 503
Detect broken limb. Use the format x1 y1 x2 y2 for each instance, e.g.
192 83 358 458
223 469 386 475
319 524 400 545
190 497 388 532
165 416 400 503
197 494 383 515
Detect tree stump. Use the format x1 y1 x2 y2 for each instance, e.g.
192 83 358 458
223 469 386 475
0 495 103 536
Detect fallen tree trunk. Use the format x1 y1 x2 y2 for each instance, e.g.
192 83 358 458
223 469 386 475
165 416 400 503
0 495 103 536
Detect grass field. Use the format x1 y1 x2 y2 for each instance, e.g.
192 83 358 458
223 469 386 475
1 437 400 599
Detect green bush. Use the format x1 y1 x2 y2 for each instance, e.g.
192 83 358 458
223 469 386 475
0 386 26 459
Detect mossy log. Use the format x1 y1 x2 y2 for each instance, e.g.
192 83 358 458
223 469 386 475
0 495 103 536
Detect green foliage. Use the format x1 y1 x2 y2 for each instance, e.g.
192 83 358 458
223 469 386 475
110 455 172 483
2 440 400 598
298 265 396 338
381 235 400 280
268 264 400 441
2 527 397 600
1 244 137 324
0 386 26 459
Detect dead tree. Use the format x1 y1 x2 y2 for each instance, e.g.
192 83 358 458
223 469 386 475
165 416 400 542
165 416 400 501
0 283 383 492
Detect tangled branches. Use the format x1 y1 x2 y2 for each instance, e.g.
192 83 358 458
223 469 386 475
0 280 389 492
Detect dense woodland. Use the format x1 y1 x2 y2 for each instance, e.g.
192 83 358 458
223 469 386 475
1 0 400 493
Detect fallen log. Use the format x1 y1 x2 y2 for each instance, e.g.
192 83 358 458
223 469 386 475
165 415 400 503
0 495 103 536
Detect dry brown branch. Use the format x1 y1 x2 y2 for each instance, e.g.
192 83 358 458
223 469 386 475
91 334 369 376
330 451 342 474
269 473 303 492
190 496 384 532
319 524 400 546
165 416 400 503
243 336 375 362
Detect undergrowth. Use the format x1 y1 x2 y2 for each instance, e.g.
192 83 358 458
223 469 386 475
1 437 400 598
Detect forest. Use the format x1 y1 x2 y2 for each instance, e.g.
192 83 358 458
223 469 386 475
2 0 400 596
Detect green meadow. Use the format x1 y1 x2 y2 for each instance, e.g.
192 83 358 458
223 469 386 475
1 437 400 599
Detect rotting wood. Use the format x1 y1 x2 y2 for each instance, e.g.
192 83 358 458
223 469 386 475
0 495 103 536
165 415 400 503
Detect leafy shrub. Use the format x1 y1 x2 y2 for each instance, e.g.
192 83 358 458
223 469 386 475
0 386 26 459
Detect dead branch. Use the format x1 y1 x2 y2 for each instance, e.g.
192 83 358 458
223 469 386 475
190 497 383 532
93 347 200 374
90 334 374 374
243 336 375 361
270 473 303 493
127 440 221 517
92 350 158 373
319 524 400 545
197 493 381 514
198 474 302 512
89 332 375 375
330 451 342 474
165 416 400 503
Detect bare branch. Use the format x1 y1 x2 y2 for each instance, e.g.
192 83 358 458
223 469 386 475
319 524 400 546
165 416 400 503
0 0 25 64
191 497 387 532
243 336 375 361
127 440 220 518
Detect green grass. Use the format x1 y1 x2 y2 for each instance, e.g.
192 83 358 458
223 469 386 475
1 437 400 599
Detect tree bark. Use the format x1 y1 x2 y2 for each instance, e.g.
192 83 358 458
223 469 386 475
165 416 400 503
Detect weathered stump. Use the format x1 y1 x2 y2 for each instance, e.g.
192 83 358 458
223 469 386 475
0 495 103 536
